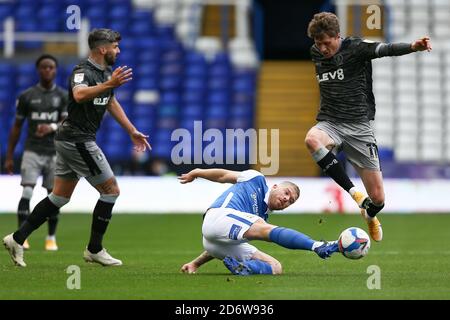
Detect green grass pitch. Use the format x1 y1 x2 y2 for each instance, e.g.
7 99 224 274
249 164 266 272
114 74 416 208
0 213 449 300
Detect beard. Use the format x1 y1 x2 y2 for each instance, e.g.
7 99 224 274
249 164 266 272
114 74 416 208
105 52 116 65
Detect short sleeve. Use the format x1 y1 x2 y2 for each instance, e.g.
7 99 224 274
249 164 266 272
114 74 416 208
237 170 263 183
15 93 27 120
70 68 90 90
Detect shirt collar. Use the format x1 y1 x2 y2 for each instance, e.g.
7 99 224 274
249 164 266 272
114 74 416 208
36 83 56 92
87 57 106 71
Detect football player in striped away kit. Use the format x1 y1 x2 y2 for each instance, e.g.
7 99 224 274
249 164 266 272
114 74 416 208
179 169 340 276
304 12 432 242
3 29 151 267
4 54 68 251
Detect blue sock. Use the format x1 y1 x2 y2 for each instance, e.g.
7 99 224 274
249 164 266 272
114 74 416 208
269 227 315 250
244 259 273 275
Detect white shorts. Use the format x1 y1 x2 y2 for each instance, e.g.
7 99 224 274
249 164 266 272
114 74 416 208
202 207 261 261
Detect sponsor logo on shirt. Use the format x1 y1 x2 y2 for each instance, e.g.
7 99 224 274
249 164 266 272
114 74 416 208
316 68 345 82
251 192 258 214
31 111 58 121
93 97 110 105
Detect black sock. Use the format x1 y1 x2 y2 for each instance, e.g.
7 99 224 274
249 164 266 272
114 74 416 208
47 211 59 236
317 151 354 192
88 200 114 254
367 202 384 218
13 197 59 245
17 198 30 228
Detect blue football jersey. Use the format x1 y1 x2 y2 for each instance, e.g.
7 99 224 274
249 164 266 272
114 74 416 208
209 170 270 221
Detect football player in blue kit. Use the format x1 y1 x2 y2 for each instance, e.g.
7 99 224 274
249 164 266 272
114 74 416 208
179 169 340 276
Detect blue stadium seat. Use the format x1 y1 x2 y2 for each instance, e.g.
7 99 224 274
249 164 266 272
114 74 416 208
184 65 207 78
156 25 175 40
90 19 108 29
133 104 156 118
208 77 229 90
0 4 13 20
233 78 255 92
209 64 230 77
182 90 204 104
14 4 36 20
160 91 180 105
181 104 203 119
130 21 155 36
131 10 154 24
135 78 158 90
228 117 253 129
161 63 182 76
230 104 253 117
232 94 254 107
158 104 179 118
133 117 155 133
109 5 131 21
135 64 159 78
159 76 181 90
108 21 130 36
208 91 229 105
184 77 206 91
86 6 107 20
0 63 14 75
137 50 161 64
151 142 173 158
206 105 227 118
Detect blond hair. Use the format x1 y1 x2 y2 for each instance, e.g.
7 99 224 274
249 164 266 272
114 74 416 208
279 181 300 200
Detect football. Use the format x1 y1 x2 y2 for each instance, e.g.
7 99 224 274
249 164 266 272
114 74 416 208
338 227 371 259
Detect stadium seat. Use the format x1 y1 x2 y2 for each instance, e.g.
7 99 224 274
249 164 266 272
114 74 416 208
182 90 204 104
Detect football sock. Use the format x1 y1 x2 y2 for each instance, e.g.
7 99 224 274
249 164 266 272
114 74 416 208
88 200 114 254
367 202 384 218
13 197 61 245
17 198 30 228
269 227 315 250
314 148 354 192
243 259 273 275
47 213 59 237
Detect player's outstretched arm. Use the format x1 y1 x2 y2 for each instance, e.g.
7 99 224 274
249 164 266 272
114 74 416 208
4 118 24 174
181 251 214 274
72 66 132 103
376 37 432 58
107 97 151 152
178 168 240 184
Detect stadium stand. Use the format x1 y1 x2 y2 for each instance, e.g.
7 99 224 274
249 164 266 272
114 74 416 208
0 0 258 174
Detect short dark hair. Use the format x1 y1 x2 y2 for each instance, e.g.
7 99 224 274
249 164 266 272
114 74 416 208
35 54 58 68
88 28 121 50
307 12 340 39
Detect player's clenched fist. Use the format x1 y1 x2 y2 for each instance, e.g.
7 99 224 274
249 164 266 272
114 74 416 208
411 37 432 52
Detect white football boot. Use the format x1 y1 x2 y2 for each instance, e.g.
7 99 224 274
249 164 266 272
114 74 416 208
83 248 122 266
3 233 26 267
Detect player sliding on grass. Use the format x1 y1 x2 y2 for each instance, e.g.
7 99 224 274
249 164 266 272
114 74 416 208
304 12 432 242
179 169 340 276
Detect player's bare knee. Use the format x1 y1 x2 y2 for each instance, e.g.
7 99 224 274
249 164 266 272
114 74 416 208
304 134 319 151
370 190 385 205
